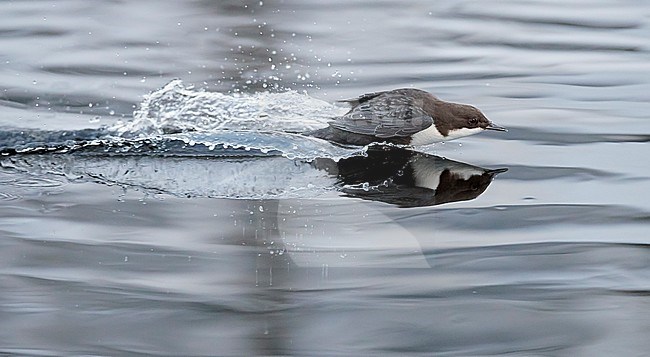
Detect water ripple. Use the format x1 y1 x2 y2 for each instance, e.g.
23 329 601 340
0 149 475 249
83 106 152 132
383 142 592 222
454 4 642 30
41 65 167 77
13 177 64 188
399 204 650 230
495 127 650 145
0 190 21 201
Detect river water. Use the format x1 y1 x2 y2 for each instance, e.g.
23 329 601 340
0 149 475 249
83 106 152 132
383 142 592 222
1 0 649 356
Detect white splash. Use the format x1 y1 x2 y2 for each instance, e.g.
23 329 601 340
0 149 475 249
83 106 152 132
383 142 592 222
112 79 346 137
104 80 364 160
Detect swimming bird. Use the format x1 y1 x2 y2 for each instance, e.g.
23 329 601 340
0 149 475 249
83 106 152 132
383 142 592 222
309 88 506 146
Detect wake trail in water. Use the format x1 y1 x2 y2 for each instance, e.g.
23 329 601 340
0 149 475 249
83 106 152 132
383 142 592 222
1 80 362 160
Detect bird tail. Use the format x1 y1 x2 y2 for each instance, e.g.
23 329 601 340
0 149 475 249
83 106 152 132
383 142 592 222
303 126 333 141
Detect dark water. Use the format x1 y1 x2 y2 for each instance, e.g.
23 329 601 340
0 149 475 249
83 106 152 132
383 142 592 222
1 0 650 355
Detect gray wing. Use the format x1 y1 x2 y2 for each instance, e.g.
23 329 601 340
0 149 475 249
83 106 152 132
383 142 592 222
337 90 386 106
331 92 433 138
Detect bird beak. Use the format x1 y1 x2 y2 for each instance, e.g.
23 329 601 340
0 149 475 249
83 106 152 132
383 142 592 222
486 122 507 132
486 168 509 176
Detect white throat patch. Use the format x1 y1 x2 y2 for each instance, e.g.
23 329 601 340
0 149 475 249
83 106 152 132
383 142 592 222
410 126 483 146
411 157 485 190
410 157 442 190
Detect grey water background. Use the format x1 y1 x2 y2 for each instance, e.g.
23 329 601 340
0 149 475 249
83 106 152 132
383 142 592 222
1 0 650 355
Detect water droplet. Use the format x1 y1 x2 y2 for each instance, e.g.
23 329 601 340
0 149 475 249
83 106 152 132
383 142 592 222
89 116 101 123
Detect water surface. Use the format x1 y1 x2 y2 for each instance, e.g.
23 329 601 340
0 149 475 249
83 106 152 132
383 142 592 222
1 0 649 355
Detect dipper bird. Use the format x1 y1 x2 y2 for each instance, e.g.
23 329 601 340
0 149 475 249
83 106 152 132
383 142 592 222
309 88 506 146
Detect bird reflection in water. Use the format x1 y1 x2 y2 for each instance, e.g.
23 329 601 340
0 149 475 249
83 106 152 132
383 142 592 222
0 130 506 207
317 146 507 208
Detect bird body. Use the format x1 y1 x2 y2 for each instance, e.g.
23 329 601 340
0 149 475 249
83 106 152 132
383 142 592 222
310 88 505 146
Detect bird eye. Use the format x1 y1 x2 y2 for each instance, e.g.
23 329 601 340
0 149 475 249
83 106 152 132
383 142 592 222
469 118 478 126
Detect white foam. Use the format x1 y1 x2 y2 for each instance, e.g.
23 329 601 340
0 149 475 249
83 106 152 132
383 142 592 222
112 79 346 137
